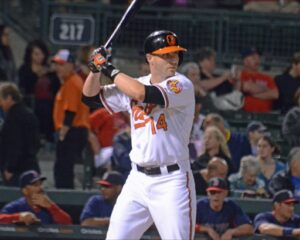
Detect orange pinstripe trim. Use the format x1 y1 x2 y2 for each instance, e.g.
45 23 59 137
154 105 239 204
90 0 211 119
99 89 114 114
155 85 169 108
186 172 193 240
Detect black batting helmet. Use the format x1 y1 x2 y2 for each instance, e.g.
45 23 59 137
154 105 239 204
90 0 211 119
143 30 186 65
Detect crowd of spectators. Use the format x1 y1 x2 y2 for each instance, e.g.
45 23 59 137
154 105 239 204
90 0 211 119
1 0 300 236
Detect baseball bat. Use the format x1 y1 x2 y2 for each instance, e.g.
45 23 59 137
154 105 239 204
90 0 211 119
104 0 147 49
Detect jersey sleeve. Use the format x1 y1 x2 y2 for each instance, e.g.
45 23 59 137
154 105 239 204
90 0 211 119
253 213 271 233
155 74 194 109
232 202 251 227
99 84 131 114
80 196 101 222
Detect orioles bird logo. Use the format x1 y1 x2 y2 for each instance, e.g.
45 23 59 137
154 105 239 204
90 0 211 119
167 80 182 94
166 34 176 46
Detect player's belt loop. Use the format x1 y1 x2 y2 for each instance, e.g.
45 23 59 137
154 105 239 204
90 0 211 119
135 163 180 176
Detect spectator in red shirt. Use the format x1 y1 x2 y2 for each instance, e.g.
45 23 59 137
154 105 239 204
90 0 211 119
239 47 278 112
0 170 72 225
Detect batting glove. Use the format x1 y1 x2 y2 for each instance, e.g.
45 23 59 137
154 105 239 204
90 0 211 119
88 47 120 81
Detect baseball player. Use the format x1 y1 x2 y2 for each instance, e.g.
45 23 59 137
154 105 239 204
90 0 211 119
82 30 196 239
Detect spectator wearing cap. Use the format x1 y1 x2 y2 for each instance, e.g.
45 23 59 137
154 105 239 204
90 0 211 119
80 171 124 226
195 177 253 239
203 113 252 172
228 155 268 198
254 190 300 238
239 47 278 113
269 147 300 198
0 82 40 186
274 52 300 114
0 170 72 225
52 49 90 189
246 121 267 156
257 135 285 188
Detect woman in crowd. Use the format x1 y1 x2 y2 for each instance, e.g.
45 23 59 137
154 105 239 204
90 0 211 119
256 135 285 187
18 39 60 142
229 155 268 198
0 24 17 82
192 126 233 174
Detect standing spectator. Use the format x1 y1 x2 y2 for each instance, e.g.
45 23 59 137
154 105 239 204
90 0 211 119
0 83 40 186
229 156 268 198
254 190 300 238
257 135 285 188
275 52 300 114
0 25 17 82
192 126 233 174
269 147 300 198
52 49 90 189
80 171 124 226
193 157 228 196
203 113 252 172
195 177 253 239
18 39 59 142
0 170 72 225
282 88 300 148
246 121 267 156
239 47 278 112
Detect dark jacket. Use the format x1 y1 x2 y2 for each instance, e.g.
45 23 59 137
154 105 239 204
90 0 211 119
268 170 294 196
0 103 40 175
282 107 300 147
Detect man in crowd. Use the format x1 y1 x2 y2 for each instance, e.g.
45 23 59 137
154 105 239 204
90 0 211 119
52 49 90 189
203 113 251 172
80 171 124 226
246 121 268 156
269 147 300 198
0 170 72 225
0 82 40 186
254 189 300 238
195 177 253 239
239 47 278 113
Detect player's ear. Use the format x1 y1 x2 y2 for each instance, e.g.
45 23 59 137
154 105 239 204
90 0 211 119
145 54 152 63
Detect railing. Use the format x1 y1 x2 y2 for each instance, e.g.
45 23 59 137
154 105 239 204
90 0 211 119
1 0 300 68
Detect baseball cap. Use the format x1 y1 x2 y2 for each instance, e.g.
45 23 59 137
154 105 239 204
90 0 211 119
273 190 298 204
246 121 267 133
241 47 260 59
97 171 125 187
51 49 75 64
207 177 228 192
19 170 46 188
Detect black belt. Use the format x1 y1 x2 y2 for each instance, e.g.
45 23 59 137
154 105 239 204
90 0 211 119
136 163 180 176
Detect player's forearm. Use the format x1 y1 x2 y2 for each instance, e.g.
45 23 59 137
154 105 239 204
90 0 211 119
81 217 110 226
230 224 253 237
258 223 285 237
83 72 102 96
114 73 145 101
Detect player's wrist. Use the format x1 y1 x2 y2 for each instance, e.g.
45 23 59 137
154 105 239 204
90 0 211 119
101 62 121 81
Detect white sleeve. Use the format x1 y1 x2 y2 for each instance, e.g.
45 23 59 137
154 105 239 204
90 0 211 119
99 84 130 113
155 74 195 108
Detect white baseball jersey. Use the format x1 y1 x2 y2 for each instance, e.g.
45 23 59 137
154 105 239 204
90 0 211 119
99 72 195 167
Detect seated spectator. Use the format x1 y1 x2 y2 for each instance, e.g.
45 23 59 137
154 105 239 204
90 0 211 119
239 47 278 112
0 170 72 225
269 147 300 198
243 0 300 14
193 157 228 196
203 113 252 172
275 52 300 114
80 171 124 226
257 135 285 188
282 88 300 148
229 156 268 198
254 190 300 238
192 126 233 174
246 121 268 156
195 177 253 239
0 82 40 186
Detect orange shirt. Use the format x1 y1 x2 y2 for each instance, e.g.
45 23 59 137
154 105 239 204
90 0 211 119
53 73 90 130
240 70 277 113
89 109 127 147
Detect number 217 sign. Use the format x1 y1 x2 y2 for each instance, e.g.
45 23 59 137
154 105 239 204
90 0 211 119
50 14 95 45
